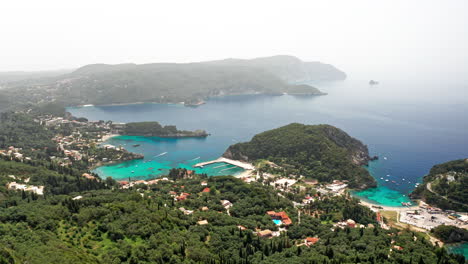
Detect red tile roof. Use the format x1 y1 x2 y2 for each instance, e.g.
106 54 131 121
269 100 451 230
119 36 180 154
202 187 210 193
306 237 320 244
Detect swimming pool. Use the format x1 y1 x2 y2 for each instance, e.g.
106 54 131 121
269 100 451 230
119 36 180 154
273 219 282 225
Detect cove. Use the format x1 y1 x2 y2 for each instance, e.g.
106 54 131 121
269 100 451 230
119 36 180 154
67 79 468 207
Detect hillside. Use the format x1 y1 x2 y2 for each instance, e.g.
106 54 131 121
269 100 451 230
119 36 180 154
411 159 468 211
0 55 344 109
205 55 346 83
223 123 377 189
122 121 208 137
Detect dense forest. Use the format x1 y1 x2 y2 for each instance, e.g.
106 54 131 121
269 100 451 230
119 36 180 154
123 122 208 137
0 166 465 264
411 159 468 211
223 123 376 189
431 225 468 244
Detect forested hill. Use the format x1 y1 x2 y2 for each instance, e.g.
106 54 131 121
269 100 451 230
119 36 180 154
122 122 208 137
411 159 468 211
223 123 377 189
204 55 346 83
0 55 343 109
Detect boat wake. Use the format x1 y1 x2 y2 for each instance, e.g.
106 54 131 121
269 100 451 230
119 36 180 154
154 152 168 158
189 156 201 161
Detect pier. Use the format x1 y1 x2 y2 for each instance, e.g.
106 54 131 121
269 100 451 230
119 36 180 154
194 157 255 170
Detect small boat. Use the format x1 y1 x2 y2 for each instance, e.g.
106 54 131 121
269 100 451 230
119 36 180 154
383 157 388 160
380 177 384 180
385 179 389 182
133 144 141 147
391 181 396 183
131 171 135 173
148 167 154 170
386 174 390 177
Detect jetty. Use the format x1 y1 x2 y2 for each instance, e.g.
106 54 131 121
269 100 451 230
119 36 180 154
194 157 255 170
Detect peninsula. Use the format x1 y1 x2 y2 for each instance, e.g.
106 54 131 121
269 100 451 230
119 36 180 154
0 55 345 111
116 121 209 138
222 123 377 190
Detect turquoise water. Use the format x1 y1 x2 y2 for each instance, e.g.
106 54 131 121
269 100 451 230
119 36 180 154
68 79 468 206
94 135 245 180
273 219 282 225
446 243 468 259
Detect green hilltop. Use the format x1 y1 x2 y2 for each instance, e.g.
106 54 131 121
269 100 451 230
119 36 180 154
223 123 377 190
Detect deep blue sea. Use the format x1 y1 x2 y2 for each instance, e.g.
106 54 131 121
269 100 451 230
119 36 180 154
67 79 468 207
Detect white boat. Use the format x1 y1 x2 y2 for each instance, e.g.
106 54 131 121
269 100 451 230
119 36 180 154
154 152 168 158
385 179 389 182
384 157 387 160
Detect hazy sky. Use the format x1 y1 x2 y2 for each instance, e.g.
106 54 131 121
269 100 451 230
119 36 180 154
1 0 467 79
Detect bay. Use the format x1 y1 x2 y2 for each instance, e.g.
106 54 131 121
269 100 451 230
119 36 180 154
67 79 468 206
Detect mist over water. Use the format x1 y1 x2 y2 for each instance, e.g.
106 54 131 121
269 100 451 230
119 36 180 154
68 78 468 206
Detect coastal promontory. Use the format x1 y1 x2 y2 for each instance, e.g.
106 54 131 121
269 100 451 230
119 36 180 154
117 121 208 138
223 123 376 189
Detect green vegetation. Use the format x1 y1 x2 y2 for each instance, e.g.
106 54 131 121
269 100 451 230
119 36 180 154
224 123 377 189
0 168 464 264
0 55 344 109
123 122 208 137
284 84 326 95
431 225 468 244
0 112 58 153
411 159 468 211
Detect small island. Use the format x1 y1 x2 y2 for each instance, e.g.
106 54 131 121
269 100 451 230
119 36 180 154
115 121 209 138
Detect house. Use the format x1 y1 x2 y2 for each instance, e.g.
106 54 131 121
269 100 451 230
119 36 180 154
257 230 273 238
82 173 96 180
197 220 208 225
179 207 194 215
73 195 83 200
221 200 233 209
393 245 404 251
305 237 320 245
201 206 209 211
202 187 210 193
346 219 356 228
267 211 292 226
237 225 247 231
176 193 190 201
201 181 208 186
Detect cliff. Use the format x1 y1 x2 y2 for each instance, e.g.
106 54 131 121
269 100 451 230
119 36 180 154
223 123 376 189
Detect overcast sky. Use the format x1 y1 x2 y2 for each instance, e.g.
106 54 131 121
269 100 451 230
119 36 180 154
1 0 467 79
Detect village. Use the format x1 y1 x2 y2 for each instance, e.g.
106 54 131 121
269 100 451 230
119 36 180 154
2 112 466 250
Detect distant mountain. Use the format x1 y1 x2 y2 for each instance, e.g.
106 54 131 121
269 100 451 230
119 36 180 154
223 123 376 189
1 55 345 108
204 55 346 83
0 69 73 85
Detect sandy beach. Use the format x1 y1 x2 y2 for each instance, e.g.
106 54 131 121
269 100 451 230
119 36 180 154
358 199 419 212
101 134 120 142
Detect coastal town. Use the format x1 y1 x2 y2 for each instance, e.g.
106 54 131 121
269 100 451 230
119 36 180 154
1 110 466 262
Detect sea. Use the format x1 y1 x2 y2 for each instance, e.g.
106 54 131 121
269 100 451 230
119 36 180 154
67 79 468 208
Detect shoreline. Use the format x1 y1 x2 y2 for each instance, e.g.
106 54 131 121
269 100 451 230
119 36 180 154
101 134 120 142
357 199 420 212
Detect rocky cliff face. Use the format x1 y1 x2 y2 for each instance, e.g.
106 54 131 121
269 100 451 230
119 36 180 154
319 125 373 166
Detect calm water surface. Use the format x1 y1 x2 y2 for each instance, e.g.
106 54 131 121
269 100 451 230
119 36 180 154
67 79 468 207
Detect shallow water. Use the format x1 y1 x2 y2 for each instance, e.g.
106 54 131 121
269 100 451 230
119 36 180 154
68 79 468 206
